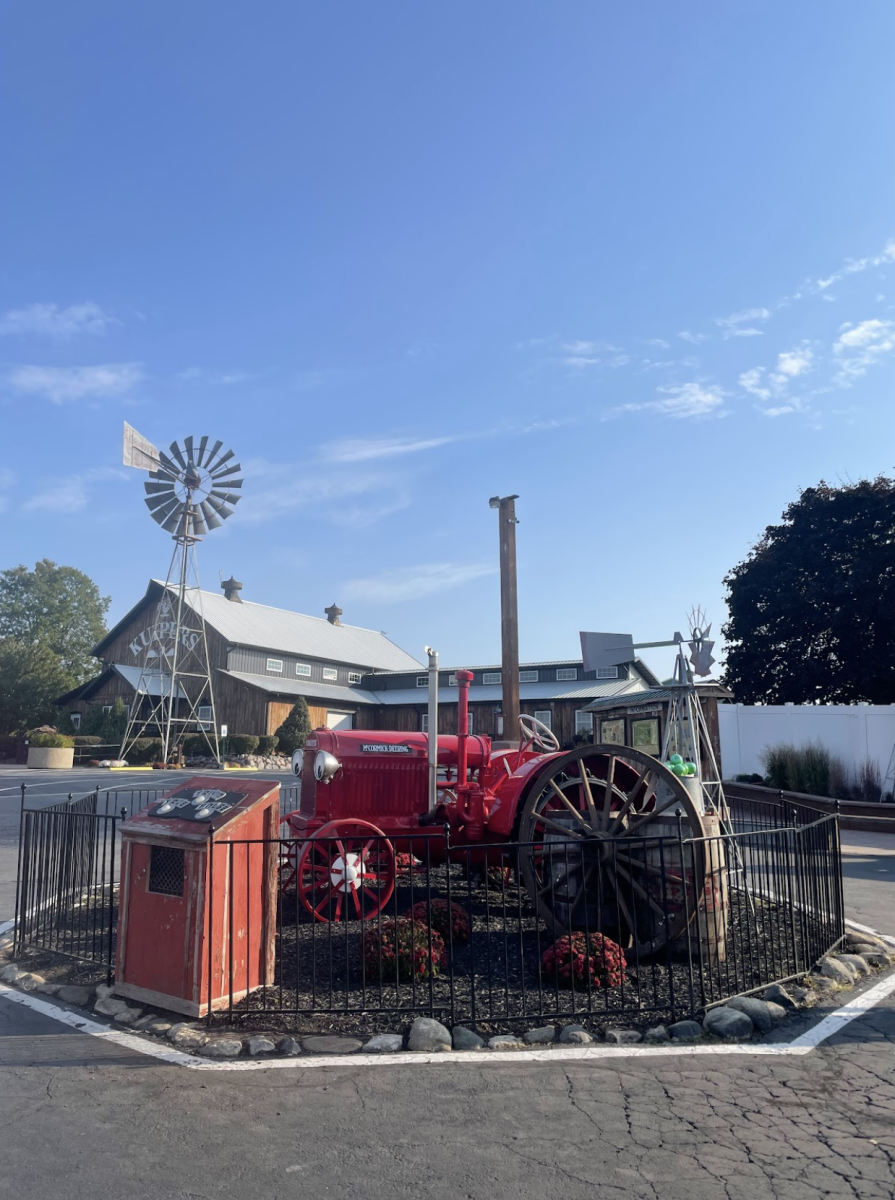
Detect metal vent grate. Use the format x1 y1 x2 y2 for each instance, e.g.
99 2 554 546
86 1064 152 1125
148 846 185 896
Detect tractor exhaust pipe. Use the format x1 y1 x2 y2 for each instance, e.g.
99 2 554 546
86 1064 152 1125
456 669 473 788
425 646 438 818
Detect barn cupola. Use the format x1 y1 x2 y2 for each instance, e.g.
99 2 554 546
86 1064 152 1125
325 602 343 626
221 576 243 603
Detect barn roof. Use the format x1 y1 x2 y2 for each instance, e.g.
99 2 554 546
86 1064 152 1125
93 580 422 673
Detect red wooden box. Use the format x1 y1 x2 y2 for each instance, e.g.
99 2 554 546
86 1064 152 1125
114 775 280 1018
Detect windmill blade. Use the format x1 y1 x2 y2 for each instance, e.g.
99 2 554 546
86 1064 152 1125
199 500 223 530
169 441 188 471
149 497 184 526
161 506 186 533
217 478 243 488
211 463 241 481
208 449 235 475
203 439 224 471
183 436 195 463
195 435 210 466
190 507 208 537
145 491 180 513
148 466 179 484
209 490 242 505
158 450 185 479
203 495 235 521
145 481 178 495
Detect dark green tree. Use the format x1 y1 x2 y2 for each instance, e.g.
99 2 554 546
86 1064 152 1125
78 697 129 742
0 559 109 684
0 639 71 734
722 478 895 704
275 698 312 755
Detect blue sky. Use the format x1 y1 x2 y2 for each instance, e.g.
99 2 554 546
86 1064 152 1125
2 1 894 679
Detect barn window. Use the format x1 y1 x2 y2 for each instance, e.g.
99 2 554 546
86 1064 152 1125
446 674 457 686
596 666 619 680
267 658 283 673
348 672 362 684
575 711 594 736
421 713 429 733
467 712 474 734
533 710 553 730
70 712 81 730
322 666 338 681
102 705 113 714
148 846 185 896
197 705 213 729
295 662 312 677
556 668 578 681
482 672 501 685
519 670 538 683
416 676 428 687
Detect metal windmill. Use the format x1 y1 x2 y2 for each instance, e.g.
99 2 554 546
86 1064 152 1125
119 423 243 765
579 608 729 821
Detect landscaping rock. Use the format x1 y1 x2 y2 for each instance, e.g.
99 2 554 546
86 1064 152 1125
523 1026 555 1045
301 1035 363 1055
94 996 133 1019
58 985 93 1006
35 982 62 996
247 1035 277 1056
16 973 46 992
863 951 895 969
113 1006 144 1027
704 1006 754 1040
559 1025 593 1045
0 964 23 984
277 1036 302 1056
766 1002 788 1023
167 1023 207 1048
727 996 774 1033
452 1026 485 1050
407 1017 452 1052
95 983 115 1000
668 1020 703 1041
643 1025 670 1043
198 1038 243 1059
144 1019 173 1036
844 930 885 950
838 953 871 977
132 1014 158 1029
848 942 882 955
362 1033 403 1053
487 1035 524 1050
605 1029 642 1045
787 985 816 1007
820 956 855 984
762 983 797 1009
808 975 838 994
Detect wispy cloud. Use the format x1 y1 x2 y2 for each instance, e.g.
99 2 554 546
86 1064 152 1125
343 562 497 604
237 460 410 528
23 467 128 513
739 343 814 416
609 381 726 420
776 344 814 377
812 241 895 293
323 435 459 463
677 330 707 346
7 362 144 404
0 301 118 338
646 338 671 349
832 318 895 386
0 467 16 490
177 367 249 385
715 307 772 338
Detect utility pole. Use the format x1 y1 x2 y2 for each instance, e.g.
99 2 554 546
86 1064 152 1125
489 494 520 745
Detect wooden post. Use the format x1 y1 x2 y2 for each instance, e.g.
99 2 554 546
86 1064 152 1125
494 495 520 743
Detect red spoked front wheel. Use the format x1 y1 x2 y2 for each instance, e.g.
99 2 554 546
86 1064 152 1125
297 819 396 922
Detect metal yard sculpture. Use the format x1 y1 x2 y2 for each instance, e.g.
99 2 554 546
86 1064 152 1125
119 423 243 765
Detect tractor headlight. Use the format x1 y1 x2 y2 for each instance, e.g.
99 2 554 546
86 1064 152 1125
292 751 303 778
314 750 341 784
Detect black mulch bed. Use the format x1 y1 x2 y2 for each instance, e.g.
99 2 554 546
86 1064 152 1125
14 867 833 1041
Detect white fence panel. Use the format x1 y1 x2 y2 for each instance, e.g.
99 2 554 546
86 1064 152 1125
718 703 895 778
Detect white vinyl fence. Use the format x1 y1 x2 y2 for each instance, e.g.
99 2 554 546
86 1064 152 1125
718 703 895 780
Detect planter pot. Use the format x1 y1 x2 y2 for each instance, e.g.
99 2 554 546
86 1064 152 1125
26 746 75 770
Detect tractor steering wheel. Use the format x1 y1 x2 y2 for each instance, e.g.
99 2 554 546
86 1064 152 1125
518 713 560 754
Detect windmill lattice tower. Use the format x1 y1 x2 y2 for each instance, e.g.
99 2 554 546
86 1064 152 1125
119 423 243 765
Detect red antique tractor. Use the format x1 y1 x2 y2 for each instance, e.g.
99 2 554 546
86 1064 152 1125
281 671 709 955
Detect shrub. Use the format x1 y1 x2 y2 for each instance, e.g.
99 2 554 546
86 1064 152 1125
227 734 259 756
407 899 470 943
182 734 211 757
73 735 104 747
275 699 312 756
855 757 883 803
126 738 163 765
256 735 277 755
541 932 626 990
28 733 74 749
733 773 765 785
362 918 446 982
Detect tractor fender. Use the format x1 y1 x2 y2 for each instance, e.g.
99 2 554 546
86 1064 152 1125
486 751 564 838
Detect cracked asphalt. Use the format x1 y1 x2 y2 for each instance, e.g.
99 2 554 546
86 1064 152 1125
2 989 894 1199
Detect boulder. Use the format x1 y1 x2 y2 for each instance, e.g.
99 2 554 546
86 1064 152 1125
605 1029 642 1045
301 1035 363 1055
361 1033 403 1053
837 953 871 977
487 1035 524 1050
94 996 133 1019
247 1036 277 1056
820 957 855 984
277 1036 302 1056
726 996 774 1033
144 1019 173 1036
787 985 815 1007
558 1025 593 1045
58 985 93 1006
844 930 886 950
668 1020 703 1041
198 1038 243 1059
643 1025 670 1043
766 1002 788 1022
523 1026 556 1045
848 942 883 955
863 951 894 969
703 1006 754 1040
16 973 46 992
167 1023 207 1048
95 983 115 1000
407 1017 452 1052
35 983 62 997
452 1026 485 1050
0 964 23 984
112 1005 144 1027
762 983 797 1009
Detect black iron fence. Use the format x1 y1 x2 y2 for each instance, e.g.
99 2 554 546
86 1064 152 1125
13 788 845 1031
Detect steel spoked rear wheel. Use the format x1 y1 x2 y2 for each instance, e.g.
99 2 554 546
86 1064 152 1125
297 819 396 923
517 745 707 957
